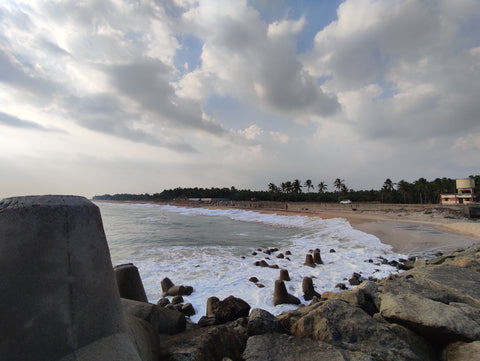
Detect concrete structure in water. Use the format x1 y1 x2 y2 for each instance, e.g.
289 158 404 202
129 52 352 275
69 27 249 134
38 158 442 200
440 178 476 205
0 195 143 361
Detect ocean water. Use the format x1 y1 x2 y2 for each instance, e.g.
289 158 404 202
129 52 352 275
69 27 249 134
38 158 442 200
97 202 406 322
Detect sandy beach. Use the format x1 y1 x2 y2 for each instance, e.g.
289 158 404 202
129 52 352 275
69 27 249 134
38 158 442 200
163 200 480 257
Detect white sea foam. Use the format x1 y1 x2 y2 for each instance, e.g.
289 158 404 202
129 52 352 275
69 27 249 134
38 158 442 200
99 203 406 322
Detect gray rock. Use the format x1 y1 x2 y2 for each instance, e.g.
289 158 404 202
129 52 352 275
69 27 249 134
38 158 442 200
242 333 373 361
0 195 141 361
182 303 196 317
124 313 160 361
157 306 187 334
247 308 286 336
380 292 480 342
441 341 480 361
284 299 436 360
114 263 148 303
121 298 160 333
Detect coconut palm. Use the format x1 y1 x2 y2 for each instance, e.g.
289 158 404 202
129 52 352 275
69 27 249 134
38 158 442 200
334 178 345 192
304 179 313 192
268 183 278 193
317 182 327 193
292 179 302 194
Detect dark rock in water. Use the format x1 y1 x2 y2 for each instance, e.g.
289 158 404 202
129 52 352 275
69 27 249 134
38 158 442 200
171 295 184 305
304 254 316 268
247 308 287 336
249 277 259 283
0 195 144 361
207 296 251 324
313 251 323 265
277 253 284 259
252 251 257 256
161 277 175 293
302 277 321 301
114 263 148 303
184 286 194 295
274 280 301 306
259 260 269 267
335 283 347 290
206 296 220 318
256 283 265 288
349 273 362 286
265 249 272 255
329 249 336 253
163 285 186 297
285 250 292 255
181 303 196 317
280 269 291 281
157 297 170 307
269 264 279 269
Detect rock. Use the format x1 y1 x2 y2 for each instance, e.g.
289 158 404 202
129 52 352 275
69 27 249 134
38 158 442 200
285 250 292 255
335 283 347 290
304 254 316 268
171 295 184 305
124 313 160 361
121 298 160 332
284 299 436 360
259 260 269 267
313 251 323 265
280 269 291 281
159 319 248 361
157 297 170 307
0 195 142 361
161 277 175 293
164 285 186 297
184 286 194 296
277 253 284 259
243 333 371 361
273 280 301 306
247 308 287 336
441 341 480 361
182 303 196 317
198 316 218 327
249 277 259 283
329 249 336 253
157 306 187 334
302 277 321 301
256 283 265 288
114 263 148 303
208 296 251 324
348 272 362 286
380 292 480 343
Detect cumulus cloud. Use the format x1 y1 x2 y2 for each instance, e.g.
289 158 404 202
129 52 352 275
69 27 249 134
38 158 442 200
303 0 480 141
177 0 339 117
0 112 63 132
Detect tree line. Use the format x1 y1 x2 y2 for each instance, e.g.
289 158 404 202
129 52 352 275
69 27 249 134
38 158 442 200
93 175 479 204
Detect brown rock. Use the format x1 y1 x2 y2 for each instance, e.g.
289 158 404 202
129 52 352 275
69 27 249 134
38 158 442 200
280 269 291 281
273 280 300 306
302 277 321 301
304 254 316 268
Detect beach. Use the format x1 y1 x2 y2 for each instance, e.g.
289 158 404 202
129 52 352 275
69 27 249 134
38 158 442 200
167 200 480 257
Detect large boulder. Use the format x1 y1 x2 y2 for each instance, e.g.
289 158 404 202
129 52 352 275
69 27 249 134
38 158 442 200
441 341 480 361
114 263 148 303
247 308 286 336
242 333 373 361
280 299 436 360
380 292 480 343
0 195 141 361
159 319 248 361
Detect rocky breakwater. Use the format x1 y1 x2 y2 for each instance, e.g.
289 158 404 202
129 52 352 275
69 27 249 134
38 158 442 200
3 195 480 361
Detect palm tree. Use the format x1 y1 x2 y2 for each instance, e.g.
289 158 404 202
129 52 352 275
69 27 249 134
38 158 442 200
304 179 313 192
292 179 302 194
317 182 327 193
396 179 410 204
268 183 278 193
284 181 293 193
415 177 429 204
382 178 394 192
334 178 345 193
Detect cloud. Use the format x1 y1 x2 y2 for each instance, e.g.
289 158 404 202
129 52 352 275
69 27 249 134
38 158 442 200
0 112 63 132
303 0 480 141
177 0 339 117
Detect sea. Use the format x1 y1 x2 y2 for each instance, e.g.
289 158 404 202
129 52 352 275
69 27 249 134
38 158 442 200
96 201 407 322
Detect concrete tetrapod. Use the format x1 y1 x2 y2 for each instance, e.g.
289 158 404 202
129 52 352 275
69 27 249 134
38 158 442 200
0 195 142 361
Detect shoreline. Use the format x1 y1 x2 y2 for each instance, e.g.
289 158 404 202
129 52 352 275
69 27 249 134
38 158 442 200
101 200 480 257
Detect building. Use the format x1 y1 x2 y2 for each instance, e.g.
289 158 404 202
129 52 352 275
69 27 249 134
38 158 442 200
440 178 476 204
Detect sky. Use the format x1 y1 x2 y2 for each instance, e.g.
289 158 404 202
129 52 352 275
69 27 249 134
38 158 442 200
1 0 479 198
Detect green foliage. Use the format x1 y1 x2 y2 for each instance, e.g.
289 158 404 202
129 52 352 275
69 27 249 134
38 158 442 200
92 175 479 204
